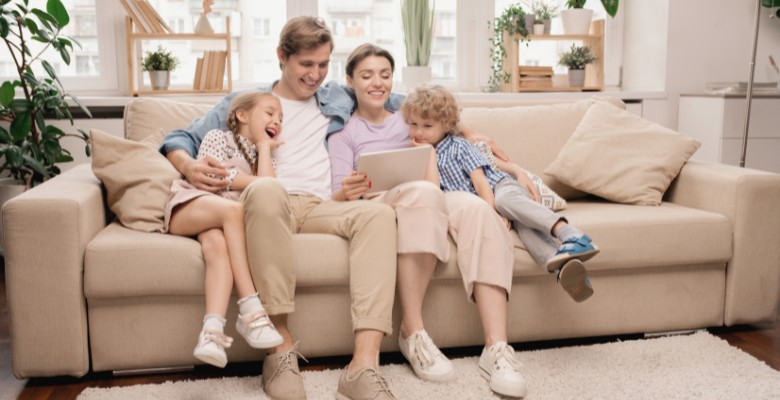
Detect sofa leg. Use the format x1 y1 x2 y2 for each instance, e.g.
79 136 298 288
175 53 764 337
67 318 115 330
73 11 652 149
112 365 195 376
643 328 703 338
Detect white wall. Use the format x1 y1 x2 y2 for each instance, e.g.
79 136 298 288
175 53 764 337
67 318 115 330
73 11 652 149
643 0 780 129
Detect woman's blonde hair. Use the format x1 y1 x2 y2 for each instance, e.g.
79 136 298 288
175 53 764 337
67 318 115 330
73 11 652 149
226 90 276 174
401 84 460 134
278 16 333 63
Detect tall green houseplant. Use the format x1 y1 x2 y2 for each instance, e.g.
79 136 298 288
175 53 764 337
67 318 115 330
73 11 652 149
0 0 91 189
401 0 435 67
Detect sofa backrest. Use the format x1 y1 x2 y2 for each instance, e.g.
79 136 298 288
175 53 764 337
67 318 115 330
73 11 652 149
123 97 214 143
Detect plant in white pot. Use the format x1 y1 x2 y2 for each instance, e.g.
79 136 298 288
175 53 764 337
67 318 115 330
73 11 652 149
487 3 528 92
400 0 434 92
558 44 597 87
531 1 559 35
142 45 179 91
561 0 619 35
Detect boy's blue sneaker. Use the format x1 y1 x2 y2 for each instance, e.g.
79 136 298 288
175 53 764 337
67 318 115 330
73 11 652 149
557 259 594 303
545 234 600 272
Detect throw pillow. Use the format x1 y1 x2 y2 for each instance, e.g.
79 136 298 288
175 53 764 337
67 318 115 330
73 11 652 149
90 129 181 232
475 141 567 211
544 101 701 206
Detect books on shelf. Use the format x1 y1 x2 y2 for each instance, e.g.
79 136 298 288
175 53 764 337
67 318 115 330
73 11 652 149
193 50 228 91
518 65 553 89
118 0 173 33
518 65 554 77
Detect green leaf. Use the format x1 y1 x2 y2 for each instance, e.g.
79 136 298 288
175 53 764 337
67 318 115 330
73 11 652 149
84 144 91 157
70 95 91 118
46 0 68 27
42 139 61 160
44 124 64 138
9 98 32 113
25 17 38 35
5 146 23 168
0 126 11 144
21 153 49 177
0 81 13 107
0 16 9 38
58 46 70 65
41 60 63 87
601 0 618 18
36 28 51 41
57 37 72 51
30 8 55 30
10 111 32 142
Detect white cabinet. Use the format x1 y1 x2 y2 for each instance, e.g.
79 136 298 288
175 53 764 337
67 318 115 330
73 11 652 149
677 94 780 173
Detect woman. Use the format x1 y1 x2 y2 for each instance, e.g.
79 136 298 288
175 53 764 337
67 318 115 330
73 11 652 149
327 43 527 398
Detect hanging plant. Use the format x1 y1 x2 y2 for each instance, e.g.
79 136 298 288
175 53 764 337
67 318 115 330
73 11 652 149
486 4 529 92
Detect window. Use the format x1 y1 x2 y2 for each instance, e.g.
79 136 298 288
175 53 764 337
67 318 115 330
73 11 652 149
0 0 120 92
253 18 272 38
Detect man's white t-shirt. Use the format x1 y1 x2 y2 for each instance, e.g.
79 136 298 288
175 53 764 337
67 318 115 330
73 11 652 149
274 96 332 199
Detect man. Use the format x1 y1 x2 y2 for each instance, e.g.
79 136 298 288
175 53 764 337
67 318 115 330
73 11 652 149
161 17 400 400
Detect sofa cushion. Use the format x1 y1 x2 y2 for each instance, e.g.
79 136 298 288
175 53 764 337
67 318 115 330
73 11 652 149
84 223 350 298
90 129 181 232
433 200 732 281
544 102 701 206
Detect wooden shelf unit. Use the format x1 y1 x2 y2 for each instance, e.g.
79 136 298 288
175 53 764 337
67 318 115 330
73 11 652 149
125 16 233 96
501 20 604 93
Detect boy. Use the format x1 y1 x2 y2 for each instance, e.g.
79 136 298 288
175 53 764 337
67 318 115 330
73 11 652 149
401 84 599 303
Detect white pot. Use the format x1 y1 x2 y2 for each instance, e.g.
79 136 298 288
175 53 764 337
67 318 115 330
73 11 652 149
560 8 594 35
568 69 586 87
0 178 26 251
149 70 171 90
533 24 545 35
402 66 432 93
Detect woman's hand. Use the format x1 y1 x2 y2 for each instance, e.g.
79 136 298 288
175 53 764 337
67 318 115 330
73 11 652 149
340 171 371 201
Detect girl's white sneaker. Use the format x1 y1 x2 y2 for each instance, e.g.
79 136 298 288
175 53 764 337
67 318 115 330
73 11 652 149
193 329 233 368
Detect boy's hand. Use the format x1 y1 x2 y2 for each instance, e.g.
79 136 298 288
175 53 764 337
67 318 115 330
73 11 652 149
502 216 512 230
341 171 371 201
514 169 540 202
409 137 427 147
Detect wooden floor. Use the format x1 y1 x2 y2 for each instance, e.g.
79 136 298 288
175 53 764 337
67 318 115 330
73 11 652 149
1 260 779 400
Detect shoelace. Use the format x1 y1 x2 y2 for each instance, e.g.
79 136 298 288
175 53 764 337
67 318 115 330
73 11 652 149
365 369 395 398
268 343 309 383
203 329 233 349
493 343 522 372
410 332 441 368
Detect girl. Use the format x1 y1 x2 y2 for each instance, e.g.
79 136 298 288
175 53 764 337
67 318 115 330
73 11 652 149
164 90 284 368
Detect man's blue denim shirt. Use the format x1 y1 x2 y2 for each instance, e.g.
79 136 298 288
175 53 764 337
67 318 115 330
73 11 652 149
159 80 405 158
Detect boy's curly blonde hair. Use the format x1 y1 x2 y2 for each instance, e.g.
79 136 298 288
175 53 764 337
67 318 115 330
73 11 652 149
401 84 460 134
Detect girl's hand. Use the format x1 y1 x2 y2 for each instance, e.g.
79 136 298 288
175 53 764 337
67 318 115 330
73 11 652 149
259 140 285 152
340 171 371 201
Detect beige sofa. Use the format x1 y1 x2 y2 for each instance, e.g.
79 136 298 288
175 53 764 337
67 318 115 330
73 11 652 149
5 96 780 379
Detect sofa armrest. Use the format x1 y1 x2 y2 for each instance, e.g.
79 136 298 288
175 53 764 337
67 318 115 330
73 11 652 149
3 164 107 378
665 160 780 325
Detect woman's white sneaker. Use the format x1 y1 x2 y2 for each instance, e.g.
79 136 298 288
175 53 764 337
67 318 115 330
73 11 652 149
398 330 455 382
478 342 528 398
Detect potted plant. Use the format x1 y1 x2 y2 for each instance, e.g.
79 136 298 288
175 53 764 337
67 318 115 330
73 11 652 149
531 1 559 34
486 3 529 92
558 44 597 87
0 0 91 191
763 0 780 17
142 45 179 91
561 0 619 35
400 0 434 92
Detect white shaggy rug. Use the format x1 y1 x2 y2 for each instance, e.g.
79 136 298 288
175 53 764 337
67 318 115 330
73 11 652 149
78 331 780 400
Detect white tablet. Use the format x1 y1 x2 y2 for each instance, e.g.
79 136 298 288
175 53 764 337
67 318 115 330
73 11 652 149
357 146 432 194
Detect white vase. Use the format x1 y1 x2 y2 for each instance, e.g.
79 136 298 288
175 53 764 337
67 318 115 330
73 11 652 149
533 24 545 35
0 178 26 251
149 70 171 90
402 66 432 93
560 8 593 35
568 69 586 87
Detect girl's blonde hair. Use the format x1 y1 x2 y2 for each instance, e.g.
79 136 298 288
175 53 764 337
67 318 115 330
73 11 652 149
401 84 460 134
226 90 276 175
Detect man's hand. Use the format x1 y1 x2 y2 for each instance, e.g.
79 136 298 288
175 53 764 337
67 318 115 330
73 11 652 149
183 156 230 192
340 171 370 201
461 127 511 162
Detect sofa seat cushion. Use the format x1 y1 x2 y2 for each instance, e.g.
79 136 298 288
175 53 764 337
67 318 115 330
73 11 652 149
433 200 732 281
85 222 349 299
